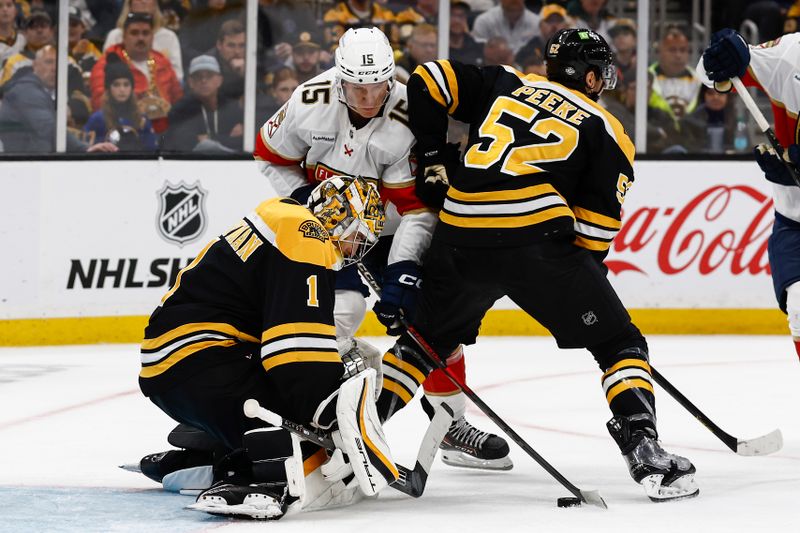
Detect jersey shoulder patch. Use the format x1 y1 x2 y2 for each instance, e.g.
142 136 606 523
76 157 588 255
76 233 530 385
250 198 339 269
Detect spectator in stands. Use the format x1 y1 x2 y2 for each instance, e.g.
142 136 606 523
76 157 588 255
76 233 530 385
0 46 117 153
103 0 184 82
290 31 324 84
84 53 157 151
162 54 243 152
395 0 438 46
84 0 120 44
449 0 483 65
608 17 636 85
0 0 24 64
567 0 616 43
648 25 701 123
520 53 546 76
396 23 437 83
602 73 682 154
256 65 297 121
211 19 245 103
472 0 539 55
323 0 397 50
257 0 320 73
680 85 740 154
463 0 496 13
515 3 570 68
91 12 183 133
69 5 101 77
0 9 53 86
180 0 245 66
482 35 515 66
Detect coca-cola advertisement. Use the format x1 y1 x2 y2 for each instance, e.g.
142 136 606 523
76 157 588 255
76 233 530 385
606 161 776 308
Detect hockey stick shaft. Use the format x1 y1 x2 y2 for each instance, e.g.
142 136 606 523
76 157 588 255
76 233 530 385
650 367 782 456
243 399 439 497
731 76 800 187
357 263 607 509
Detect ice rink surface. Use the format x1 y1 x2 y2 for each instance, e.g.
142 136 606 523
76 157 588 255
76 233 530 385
1 336 798 533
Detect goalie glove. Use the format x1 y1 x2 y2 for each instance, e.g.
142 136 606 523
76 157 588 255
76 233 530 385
754 143 800 187
415 143 461 209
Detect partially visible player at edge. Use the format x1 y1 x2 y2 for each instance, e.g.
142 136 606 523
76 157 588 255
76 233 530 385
138 177 398 519
373 28 699 502
254 26 511 470
700 29 800 362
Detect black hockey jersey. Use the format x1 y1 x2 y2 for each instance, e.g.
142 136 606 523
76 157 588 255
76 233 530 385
408 60 635 253
139 198 343 420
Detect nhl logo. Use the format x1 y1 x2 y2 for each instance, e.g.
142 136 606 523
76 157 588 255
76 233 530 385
156 181 208 246
581 311 598 326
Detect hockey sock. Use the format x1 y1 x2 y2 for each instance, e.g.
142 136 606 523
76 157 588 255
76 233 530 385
422 348 465 396
599 347 656 434
377 339 430 422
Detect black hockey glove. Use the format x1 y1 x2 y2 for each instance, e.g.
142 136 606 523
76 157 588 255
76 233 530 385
290 183 316 205
754 143 800 187
415 143 461 209
373 260 421 336
702 29 750 83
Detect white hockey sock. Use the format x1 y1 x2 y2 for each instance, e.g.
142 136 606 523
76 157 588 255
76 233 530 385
424 391 466 420
334 289 366 338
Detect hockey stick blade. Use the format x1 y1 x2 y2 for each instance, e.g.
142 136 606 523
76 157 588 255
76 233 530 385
731 76 800 187
736 428 783 456
243 398 427 498
579 489 608 509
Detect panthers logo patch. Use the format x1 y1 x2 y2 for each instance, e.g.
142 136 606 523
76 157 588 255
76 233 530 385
299 220 329 242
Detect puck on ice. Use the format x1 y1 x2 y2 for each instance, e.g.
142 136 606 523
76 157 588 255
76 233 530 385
557 497 581 508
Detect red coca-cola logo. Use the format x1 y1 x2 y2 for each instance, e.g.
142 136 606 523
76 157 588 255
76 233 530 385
607 185 774 276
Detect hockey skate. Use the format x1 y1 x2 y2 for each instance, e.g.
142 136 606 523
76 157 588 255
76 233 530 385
440 416 513 471
187 480 291 520
607 416 699 502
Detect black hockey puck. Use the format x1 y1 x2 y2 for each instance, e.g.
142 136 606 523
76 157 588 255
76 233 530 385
557 497 582 508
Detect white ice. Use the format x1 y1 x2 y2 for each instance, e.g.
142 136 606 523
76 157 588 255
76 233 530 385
1 336 798 532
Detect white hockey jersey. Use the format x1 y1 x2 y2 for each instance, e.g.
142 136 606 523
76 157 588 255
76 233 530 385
254 68 436 264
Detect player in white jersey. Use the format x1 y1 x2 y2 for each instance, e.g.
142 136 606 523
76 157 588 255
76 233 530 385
254 27 512 470
701 29 800 361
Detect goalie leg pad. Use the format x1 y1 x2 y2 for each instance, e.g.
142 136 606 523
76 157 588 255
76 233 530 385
335 368 399 496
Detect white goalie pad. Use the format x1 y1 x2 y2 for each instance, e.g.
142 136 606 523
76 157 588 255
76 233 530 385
334 368 398 496
284 434 363 515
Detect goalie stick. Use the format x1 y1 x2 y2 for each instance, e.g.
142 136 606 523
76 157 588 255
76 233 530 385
356 263 607 509
650 367 783 456
731 76 800 187
243 398 454 498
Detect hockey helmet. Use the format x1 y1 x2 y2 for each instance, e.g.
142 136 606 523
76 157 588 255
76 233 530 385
307 176 386 266
335 27 395 112
545 28 617 95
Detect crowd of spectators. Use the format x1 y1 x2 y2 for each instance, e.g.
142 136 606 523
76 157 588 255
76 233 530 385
2 0 798 155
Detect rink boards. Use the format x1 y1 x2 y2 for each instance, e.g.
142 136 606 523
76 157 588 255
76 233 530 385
0 159 785 345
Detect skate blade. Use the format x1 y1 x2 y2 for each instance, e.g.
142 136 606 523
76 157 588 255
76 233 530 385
441 450 514 471
641 473 700 502
118 463 141 473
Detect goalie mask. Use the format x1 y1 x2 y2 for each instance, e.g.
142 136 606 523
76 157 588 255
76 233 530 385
335 27 395 117
307 176 385 266
545 28 617 98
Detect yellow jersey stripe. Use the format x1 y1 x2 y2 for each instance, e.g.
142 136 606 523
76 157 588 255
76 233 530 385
142 322 259 350
383 352 426 384
606 378 655 404
413 64 447 108
139 338 237 378
382 378 413 404
261 350 342 373
262 322 337 343
439 60 460 114
575 235 612 251
602 358 651 379
447 184 564 203
573 206 621 230
359 384 399 480
160 238 218 304
440 205 575 229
